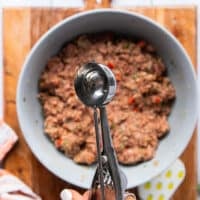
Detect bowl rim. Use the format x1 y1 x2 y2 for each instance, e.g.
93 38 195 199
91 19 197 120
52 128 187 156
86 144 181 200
17 8 198 189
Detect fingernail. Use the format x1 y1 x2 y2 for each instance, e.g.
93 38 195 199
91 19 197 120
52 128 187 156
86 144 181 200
60 189 72 200
124 193 136 200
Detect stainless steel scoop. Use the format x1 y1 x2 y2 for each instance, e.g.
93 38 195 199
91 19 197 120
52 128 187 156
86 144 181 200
74 62 127 200
74 62 116 107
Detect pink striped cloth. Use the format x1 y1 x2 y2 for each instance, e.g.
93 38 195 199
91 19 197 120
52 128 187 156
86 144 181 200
0 120 41 200
0 120 18 162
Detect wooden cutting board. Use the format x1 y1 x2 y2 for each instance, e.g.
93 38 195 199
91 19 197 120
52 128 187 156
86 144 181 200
3 1 197 199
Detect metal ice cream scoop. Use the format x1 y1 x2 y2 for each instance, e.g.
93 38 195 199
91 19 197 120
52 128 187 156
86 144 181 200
74 62 127 200
74 62 116 107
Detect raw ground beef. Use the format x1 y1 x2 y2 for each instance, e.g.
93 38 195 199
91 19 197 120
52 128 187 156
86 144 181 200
39 32 176 165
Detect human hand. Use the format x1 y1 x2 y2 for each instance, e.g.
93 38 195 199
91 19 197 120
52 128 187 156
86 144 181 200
60 189 89 200
60 188 136 200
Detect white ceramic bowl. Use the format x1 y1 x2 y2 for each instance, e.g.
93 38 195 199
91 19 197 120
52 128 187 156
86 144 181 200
17 9 198 189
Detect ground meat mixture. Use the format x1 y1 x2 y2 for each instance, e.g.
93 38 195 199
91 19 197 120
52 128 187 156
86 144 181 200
39 33 176 165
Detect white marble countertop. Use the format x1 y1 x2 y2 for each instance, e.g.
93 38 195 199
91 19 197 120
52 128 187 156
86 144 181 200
0 0 199 188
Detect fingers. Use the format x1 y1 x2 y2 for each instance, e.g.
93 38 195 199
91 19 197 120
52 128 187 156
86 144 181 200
124 192 136 200
84 187 116 200
0 169 8 176
60 189 83 200
60 189 137 200
82 190 90 200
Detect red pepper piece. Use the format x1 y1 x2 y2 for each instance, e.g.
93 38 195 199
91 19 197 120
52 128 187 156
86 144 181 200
55 139 62 148
107 61 115 69
128 96 135 105
153 96 161 104
133 107 139 112
137 40 146 48
115 73 122 81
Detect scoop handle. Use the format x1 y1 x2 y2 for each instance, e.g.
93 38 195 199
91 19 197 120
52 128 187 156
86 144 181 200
99 106 126 200
92 107 105 199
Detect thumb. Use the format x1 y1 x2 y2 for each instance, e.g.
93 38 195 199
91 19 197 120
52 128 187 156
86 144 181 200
60 189 84 200
82 190 90 200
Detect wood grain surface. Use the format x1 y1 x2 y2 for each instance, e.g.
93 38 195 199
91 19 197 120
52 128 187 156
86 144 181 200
3 3 197 200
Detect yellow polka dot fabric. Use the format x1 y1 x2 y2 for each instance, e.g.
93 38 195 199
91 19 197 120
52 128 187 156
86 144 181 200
165 170 172 178
147 194 153 200
168 182 174 190
138 159 185 200
156 182 162 190
144 182 152 190
158 194 165 200
178 170 184 179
